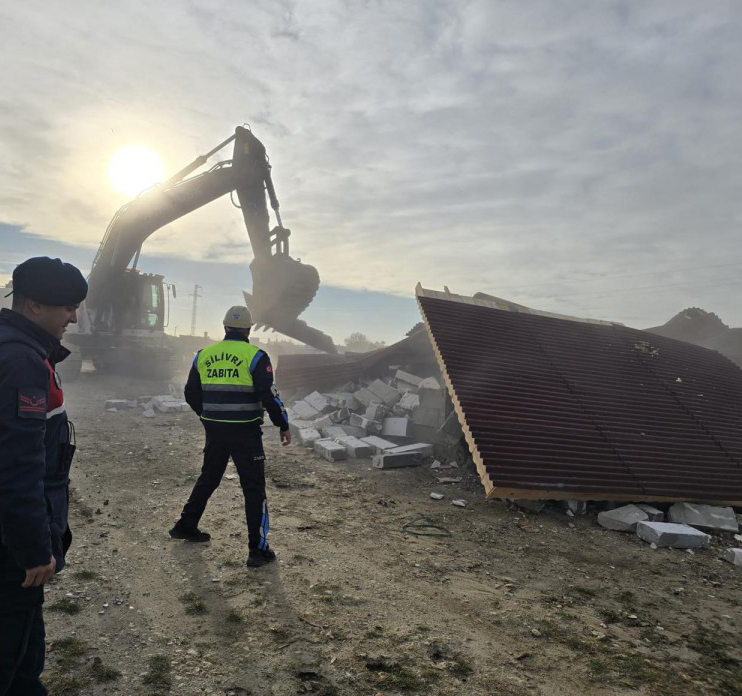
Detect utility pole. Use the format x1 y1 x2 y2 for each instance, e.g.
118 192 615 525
189 284 202 336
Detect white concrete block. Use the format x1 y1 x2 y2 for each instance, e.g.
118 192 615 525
635 504 664 522
668 503 739 533
722 548 742 567
304 391 334 414
418 377 445 409
334 435 373 458
636 521 710 549
352 387 378 408
381 417 411 438
395 370 423 389
413 406 444 428
388 442 434 458
298 427 322 447
365 402 387 421
597 504 649 532
320 425 349 439
360 436 398 454
350 413 382 434
398 393 420 411
372 451 421 469
367 379 402 407
292 400 321 420
313 438 348 461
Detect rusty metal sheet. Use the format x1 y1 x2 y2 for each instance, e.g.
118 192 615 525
417 287 742 503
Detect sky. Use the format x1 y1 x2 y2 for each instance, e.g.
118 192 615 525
1 1 741 345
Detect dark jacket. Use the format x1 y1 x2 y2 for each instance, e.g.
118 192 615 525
184 332 289 435
0 308 74 610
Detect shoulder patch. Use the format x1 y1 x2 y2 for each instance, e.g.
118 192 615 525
17 387 47 419
265 364 273 373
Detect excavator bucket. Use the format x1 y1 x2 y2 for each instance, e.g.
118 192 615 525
246 254 337 354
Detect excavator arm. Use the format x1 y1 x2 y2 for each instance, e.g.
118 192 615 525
87 126 335 353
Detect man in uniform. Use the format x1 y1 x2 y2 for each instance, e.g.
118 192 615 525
170 305 291 567
0 257 88 696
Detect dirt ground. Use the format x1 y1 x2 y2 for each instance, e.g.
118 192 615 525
41 370 742 696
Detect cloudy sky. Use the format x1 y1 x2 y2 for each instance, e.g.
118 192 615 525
1 1 741 345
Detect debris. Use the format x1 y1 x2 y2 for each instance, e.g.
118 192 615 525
313 439 348 462
451 499 467 507
412 406 445 428
398 392 420 411
141 409 155 418
350 413 382 434
381 417 411 438
418 377 445 409
303 391 334 415
395 369 423 389
597 504 649 532
104 399 136 410
364 402 387 422
667 502 739 533
388 442 434 458
360 436 398 454
292 400 322 421
367 379 402 407
436 477 462 484
636 521 710 549
722 548 742 567
352 387 378 408
566 500 587 516
430 492 445 500
372 451 421 469
635 503 664 521
298 427 322 447
334 436 373 458
151 395 189 413
511 499 546 513
402 515 452 537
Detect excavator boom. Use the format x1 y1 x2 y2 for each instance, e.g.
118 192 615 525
87 127 334 353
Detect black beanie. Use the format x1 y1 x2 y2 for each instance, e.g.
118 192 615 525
12 257 88 306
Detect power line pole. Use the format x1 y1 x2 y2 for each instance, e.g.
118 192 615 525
189 284 202 336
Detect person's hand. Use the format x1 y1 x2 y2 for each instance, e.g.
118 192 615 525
280 429 291 446
22 557 56 587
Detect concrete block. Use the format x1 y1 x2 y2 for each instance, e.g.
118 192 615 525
395 370 423 389
141 408 155 418
326 392 361 411
352 387 378 408
413 406 445 428
292 400 322 421
372 451 421 469
388 442 434 458
597 504 649 532
304 391 334 414
320 425 350 439
288 419 313 436
350 413 382 434
418 377 445 409
636 521 710 549
565 500 587 516
382 417 411 438
155 400 189 413
311 414 335 430
105 399 133 410
313 438 348 461
722 548 742 567
635 504 664 522
298 427 322 447
398 393 420 411
335 424 367 438
365 402 387 421
367 379 402 407
334 435 373 458
438 411 463 444
360 436 398 454
668 503 739 533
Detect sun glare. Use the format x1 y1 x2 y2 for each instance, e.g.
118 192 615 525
109 145 165 197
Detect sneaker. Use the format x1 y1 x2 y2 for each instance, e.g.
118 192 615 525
169 522 211 543
246 548 276 567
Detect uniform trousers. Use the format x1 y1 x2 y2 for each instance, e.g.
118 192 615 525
0 605 47 696
179 427 269 550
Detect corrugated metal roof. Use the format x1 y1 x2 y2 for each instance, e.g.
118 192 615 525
417 286 742 504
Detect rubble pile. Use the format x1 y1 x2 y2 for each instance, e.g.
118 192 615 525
285 368 465 468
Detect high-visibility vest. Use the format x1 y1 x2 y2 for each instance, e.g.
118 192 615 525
196 340 265 424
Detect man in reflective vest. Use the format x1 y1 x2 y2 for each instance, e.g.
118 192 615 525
170 305 290 567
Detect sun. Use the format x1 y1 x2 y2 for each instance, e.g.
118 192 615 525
109 145 165 197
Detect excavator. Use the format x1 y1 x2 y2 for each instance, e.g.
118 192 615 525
65 125 336 379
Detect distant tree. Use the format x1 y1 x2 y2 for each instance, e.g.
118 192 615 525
344 332 386 353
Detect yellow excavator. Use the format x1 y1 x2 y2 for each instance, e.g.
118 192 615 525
71 126 335 379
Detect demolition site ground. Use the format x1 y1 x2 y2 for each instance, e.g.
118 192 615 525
42 372 742 696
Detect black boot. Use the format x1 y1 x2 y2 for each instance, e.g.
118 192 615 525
246 548 276 567
169 521 211 542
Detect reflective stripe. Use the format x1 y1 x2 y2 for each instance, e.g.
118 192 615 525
202 384 255 392
47 402 66 419
201 402 263 412
249 350 265 374
200 415 263 423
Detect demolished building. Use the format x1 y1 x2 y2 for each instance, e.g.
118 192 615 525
275 286 742 507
